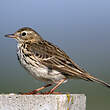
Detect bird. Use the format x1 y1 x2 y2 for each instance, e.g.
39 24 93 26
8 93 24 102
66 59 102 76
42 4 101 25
5 27 110 94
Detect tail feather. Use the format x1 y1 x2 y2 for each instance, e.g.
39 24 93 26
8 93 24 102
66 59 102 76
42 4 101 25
86 74 110 88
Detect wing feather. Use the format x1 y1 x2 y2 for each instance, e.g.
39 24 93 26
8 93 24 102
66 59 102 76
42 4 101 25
26 40 88 78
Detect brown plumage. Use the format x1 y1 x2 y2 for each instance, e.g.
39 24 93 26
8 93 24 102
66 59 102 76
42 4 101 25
5 27 110 94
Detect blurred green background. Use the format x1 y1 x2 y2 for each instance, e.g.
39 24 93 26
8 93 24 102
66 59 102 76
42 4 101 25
0 0 110 110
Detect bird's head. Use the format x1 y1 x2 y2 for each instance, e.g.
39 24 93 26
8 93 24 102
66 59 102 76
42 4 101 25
5 27 43 43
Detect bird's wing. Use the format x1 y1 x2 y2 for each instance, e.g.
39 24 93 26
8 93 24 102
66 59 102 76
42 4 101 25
27 40 88 79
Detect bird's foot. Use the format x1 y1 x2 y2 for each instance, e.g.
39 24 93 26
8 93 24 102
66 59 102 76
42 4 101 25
19 89 40 95
19 91 62 95
41 91 62 94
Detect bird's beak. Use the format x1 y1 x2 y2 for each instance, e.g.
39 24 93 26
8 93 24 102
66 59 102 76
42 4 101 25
5 34 17 39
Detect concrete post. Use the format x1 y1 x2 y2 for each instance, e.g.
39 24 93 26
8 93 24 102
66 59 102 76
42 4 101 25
0 94 86 110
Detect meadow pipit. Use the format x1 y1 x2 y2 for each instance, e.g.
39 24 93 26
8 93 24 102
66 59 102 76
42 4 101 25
5 27 110 94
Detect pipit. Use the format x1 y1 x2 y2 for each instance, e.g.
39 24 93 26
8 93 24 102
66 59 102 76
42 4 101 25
5 27 110 94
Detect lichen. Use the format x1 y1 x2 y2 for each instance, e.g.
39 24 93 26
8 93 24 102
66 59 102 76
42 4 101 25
66 94 74 110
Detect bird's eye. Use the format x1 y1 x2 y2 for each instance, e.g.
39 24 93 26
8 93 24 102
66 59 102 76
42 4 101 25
21 32 27 36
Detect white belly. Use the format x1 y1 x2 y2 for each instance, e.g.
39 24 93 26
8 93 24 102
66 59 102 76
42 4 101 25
17 44 66 84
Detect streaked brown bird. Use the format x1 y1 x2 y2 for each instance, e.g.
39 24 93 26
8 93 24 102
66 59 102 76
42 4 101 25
5 27 110 94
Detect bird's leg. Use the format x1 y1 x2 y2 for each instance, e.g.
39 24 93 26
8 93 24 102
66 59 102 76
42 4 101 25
20 84 52 95
45 79 66 94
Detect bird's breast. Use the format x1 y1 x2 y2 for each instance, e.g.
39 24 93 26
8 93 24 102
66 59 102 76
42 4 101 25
16 43 67 84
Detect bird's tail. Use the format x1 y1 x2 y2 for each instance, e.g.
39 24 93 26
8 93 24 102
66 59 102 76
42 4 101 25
84 74 110 88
